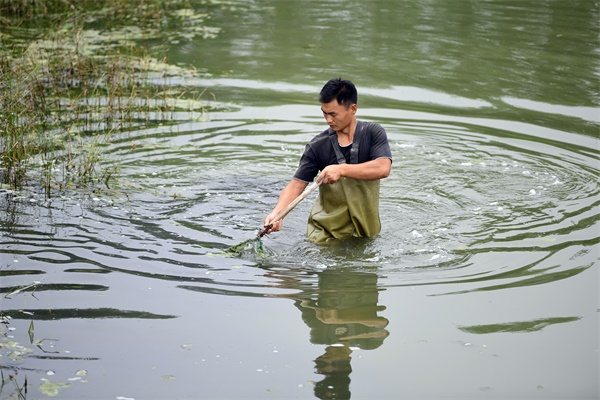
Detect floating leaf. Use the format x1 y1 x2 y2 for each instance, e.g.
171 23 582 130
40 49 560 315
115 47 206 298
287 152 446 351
4 341 33 361
38 379 71 397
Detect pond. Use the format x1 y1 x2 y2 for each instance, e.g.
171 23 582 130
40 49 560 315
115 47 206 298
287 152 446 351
1 1 598 399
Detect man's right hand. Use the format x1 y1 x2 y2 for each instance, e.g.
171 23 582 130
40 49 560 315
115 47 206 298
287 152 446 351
262 178 308 235
263 213 282 234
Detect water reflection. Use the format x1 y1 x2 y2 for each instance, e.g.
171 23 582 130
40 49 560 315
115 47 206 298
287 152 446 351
179 0 600 109
301 269 388 400
458 316 581 334
270 253 389 399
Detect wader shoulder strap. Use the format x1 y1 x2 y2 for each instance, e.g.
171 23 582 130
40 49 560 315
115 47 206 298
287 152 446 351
350 121 365 164
328 129 347 164
327 121 365 165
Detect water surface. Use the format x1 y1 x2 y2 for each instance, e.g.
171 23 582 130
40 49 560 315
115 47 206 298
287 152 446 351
1 1 598 399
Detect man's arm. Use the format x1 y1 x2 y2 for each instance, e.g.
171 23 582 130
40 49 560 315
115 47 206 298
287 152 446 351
317 158 391 184
264 178 309 233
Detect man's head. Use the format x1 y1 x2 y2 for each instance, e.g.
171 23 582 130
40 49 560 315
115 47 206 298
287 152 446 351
320 78 358 133
319 78 358 108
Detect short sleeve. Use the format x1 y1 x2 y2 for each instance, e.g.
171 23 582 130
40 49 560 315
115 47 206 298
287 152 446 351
293 144 321 182
364 122 392 163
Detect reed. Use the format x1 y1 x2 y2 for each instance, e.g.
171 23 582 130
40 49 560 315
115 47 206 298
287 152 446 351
0 0 207 197
0 370 27 400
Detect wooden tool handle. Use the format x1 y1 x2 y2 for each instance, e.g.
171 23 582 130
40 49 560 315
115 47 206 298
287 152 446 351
257 180 321 237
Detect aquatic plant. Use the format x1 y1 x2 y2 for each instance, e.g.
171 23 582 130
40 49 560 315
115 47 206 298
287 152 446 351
225 237 276 260
0 309 29 399
0 370 27 400
0 0 215 197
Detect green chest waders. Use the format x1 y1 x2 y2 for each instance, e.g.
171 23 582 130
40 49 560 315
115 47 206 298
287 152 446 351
307 122 382 243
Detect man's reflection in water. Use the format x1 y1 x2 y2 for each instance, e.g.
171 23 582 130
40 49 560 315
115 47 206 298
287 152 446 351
294 268 389 400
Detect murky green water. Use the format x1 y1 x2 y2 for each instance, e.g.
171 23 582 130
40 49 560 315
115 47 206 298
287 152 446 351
1 1 598 399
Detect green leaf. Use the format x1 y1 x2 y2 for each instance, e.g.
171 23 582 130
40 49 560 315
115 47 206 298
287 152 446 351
28 320 34 344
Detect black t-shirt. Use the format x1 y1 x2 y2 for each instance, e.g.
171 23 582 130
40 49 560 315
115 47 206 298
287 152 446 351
293 121 393 183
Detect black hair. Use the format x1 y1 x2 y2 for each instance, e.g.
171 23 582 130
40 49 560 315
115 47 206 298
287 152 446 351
319 78 358 107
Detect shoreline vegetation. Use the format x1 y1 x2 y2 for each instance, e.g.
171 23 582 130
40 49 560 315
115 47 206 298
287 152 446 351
0 0 216 198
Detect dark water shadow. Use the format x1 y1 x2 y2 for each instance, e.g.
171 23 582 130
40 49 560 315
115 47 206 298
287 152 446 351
3 308 177 320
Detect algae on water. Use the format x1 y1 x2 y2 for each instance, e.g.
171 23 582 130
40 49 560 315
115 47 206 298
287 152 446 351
226 238 275 260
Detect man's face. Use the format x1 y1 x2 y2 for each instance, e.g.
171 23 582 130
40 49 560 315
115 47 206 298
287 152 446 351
321 100 356 133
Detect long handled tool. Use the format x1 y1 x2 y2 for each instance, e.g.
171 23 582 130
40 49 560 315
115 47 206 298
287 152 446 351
226 180 321 257
257 180 321 237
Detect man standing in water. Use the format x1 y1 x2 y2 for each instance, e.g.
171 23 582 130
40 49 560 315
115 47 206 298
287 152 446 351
264 78 392 242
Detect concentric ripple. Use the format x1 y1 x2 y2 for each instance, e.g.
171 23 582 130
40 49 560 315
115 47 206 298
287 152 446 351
7 95 599 303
